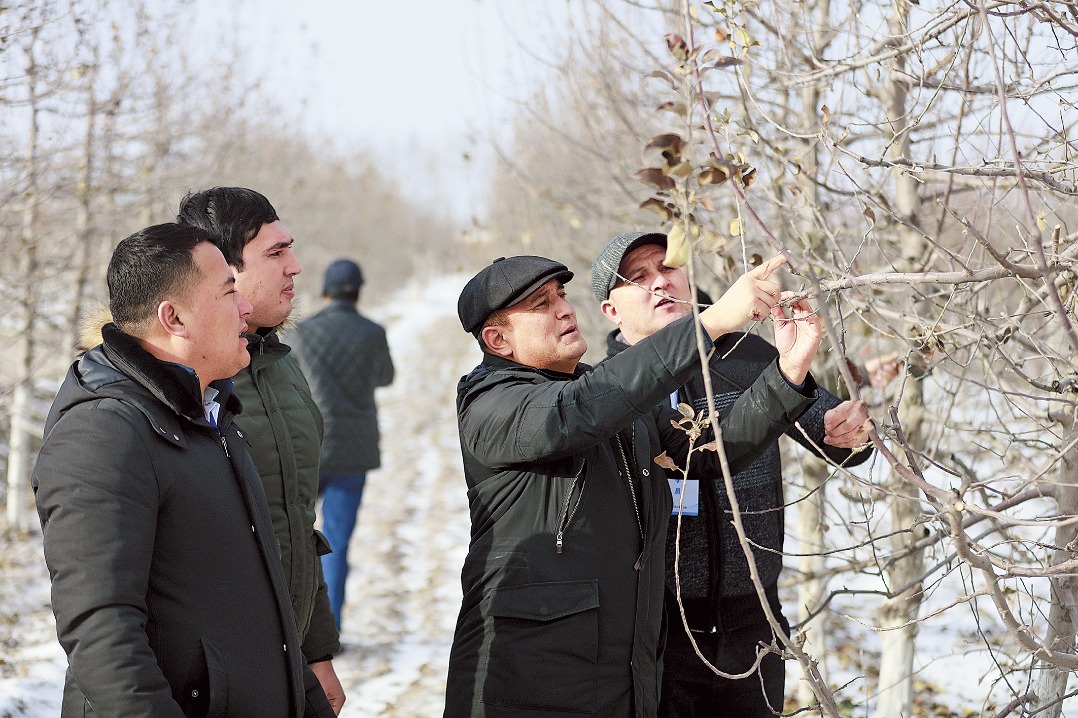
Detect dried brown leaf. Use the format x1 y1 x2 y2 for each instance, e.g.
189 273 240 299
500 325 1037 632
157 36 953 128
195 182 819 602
633 168 675 191
654 452 679 471
639 197 674 220
645 133 684 155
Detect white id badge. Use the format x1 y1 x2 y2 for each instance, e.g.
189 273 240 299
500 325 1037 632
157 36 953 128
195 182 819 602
668 478 700 516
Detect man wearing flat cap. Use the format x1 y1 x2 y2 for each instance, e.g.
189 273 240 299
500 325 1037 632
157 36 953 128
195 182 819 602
291 258 395 633
444 254 826 717
593 232 874 717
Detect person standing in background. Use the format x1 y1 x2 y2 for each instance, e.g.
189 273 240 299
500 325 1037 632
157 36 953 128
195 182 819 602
291 258 395 632
177 187 345 713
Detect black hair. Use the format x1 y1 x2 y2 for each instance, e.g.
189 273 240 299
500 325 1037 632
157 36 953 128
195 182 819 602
176 186 279 270
107 223 215 335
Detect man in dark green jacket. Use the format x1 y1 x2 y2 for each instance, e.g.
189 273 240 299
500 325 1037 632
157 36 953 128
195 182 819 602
445 254 824 718
178 188 344 712
33 223 332 716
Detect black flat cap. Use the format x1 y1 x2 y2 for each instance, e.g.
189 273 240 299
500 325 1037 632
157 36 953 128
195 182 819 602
591 231 668 301
458 256 574 335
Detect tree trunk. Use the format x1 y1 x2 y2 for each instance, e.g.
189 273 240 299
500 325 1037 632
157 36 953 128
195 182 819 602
873 0 927 714
797 459 831 706
69 51 99 352
6 27 42 533
793 0 834 702
1031 411 1078 718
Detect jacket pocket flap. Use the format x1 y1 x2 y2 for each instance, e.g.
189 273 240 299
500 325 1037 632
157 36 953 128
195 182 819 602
313 530 333 556
489 579 599 622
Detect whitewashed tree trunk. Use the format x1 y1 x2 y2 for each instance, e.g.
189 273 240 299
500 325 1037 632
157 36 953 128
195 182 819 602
797 460 830 706
793 0 834 701
7 385 35 532
1032 411 1078 718
69 50 99 352
873 0 927 713
6 27 42 533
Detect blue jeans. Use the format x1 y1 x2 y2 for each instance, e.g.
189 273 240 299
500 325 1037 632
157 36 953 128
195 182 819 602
318 472 367 631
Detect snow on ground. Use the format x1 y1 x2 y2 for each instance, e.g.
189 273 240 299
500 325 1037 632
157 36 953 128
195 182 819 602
0 533 65 717
1 272 1075 716
326 274 475 717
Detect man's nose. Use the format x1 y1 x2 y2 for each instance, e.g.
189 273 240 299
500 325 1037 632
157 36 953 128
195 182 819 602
556 295 575 318
286 249 302 276
239 294 254 319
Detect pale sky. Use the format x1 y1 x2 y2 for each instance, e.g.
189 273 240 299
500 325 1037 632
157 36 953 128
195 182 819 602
223 0 575 223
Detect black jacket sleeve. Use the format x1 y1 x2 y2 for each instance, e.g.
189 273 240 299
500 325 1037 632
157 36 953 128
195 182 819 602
33 402 186 718
786 385 873 467
655 358 818 476
459 314 709 468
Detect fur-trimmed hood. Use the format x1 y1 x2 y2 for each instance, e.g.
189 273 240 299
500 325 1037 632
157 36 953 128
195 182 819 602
77 305 112 354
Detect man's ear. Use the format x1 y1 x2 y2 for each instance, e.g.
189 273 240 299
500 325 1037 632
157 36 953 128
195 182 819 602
481 325 513 359
157 300 189 338
600 299 621 326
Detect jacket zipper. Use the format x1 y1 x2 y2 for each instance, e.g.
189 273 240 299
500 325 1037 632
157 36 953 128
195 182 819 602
555 459 587 554
614 428 645 568
214 414 230 458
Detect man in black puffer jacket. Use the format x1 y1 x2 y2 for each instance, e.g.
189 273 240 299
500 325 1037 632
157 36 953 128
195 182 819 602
445 254 826 718
33 224 332 717
592 232 874 717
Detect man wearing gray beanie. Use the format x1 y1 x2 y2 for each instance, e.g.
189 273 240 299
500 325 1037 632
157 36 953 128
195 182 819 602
593 232 874 717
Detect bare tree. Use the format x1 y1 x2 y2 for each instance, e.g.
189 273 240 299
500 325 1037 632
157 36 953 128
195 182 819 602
0 0 461 536
483 0 1078 714
6 16 43 533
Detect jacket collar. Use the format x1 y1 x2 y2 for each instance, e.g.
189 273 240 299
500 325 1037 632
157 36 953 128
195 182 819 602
478 351 590 381
318 298 359 316
605 328 630 359
244 326 291 369
98 322 237 422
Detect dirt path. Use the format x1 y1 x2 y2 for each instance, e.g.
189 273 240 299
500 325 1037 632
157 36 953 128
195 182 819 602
329 277 475 717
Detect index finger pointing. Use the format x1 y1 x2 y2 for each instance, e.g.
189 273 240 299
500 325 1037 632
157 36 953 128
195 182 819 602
751 254 787 280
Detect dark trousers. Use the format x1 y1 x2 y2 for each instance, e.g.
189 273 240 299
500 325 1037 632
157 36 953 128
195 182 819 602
659 596 789 717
